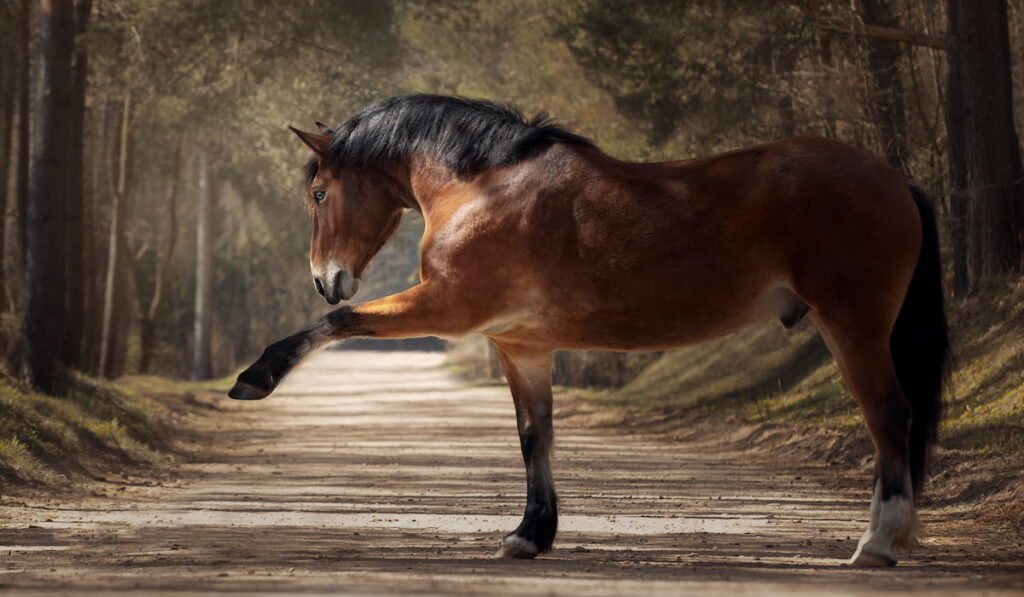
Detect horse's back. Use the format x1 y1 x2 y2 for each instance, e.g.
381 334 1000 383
445 138 920 350
565 137 917 289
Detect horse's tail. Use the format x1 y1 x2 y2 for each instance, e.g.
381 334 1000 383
891 185 950 497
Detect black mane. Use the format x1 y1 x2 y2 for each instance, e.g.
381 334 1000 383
320 94 595 174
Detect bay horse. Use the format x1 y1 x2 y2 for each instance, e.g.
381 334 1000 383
229 94 949 567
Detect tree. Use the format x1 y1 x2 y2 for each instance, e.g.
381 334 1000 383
0 2 16 314
860 0 909 172
64 0 92 367
25 0 76 391
15 0 32 303
192 145 213 380
946 0 1024 294
139 140 182 373
98 95 131 378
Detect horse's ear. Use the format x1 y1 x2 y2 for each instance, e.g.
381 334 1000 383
289 126 330 154
315 121 335 136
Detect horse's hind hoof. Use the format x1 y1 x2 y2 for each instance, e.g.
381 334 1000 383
228 364 274 400
494 535 540 559
849 548 897 567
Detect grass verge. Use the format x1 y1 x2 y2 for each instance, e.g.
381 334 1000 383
0 357 234 494
0 368 165 492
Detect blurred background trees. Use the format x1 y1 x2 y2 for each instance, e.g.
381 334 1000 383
1 0 1023 391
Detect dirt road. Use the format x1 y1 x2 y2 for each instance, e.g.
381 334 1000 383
1 351 1021 595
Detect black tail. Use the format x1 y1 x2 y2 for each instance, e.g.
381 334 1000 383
891 185 950 497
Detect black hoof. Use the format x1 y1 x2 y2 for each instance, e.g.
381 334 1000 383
228 364 275 400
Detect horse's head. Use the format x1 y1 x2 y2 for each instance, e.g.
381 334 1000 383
290 124 404 305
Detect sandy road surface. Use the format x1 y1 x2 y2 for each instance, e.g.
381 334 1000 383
1 351 1022 595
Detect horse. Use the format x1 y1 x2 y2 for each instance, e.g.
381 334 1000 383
229 94 949 567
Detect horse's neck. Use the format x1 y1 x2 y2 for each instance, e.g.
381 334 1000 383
404 159 480 217
403 144 612 218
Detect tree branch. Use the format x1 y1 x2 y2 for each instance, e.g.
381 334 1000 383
788 1 951 51
818 19 951 50
292 37 352 58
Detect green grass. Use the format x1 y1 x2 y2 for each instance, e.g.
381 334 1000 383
580 321 858 427
939 280 1024 455
0 366 172 492
121 373 234 397
0 341 247 493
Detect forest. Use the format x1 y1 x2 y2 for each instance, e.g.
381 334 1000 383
1 0 1023 475
1 0 1024 592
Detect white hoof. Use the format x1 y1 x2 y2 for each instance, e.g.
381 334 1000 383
850 541 897 567
494 535 539 559
850 477 917 567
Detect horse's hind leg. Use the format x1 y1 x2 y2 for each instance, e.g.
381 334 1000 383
492 344 557 559
813 313 916 567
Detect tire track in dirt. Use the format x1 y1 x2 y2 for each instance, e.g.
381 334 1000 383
1 351 1021 595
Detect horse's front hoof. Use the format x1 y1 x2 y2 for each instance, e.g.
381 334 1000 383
494 535 540 559
228 381 270 400
849 547 897 567
228 364 275 400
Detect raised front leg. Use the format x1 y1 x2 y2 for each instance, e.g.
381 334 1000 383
493 346 557 559
229 285 463 400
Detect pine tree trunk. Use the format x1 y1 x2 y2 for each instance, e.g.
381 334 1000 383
26 0 76 392
0 7 15 315
192 146 213 381
775 42 797 138
817 34 838 139
63 0 91 367
99 94 130 378
16 0 32 289
946 0 1024 295
81 99 109 373
140 140 182 373
861 0 909 173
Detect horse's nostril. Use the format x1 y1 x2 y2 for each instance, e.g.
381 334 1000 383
314 277 325 296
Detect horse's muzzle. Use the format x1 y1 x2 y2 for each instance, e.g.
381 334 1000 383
314 268 359 305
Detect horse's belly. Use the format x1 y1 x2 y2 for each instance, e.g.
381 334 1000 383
570 302 768 351
490 283 791 352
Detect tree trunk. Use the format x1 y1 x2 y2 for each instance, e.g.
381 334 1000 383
192 146 213 381
80 100 106 372
64 0 91 367
818 34 838 139
775 41 797 138
946 0 1024 295
140 140 182 373
26 0 76 392
99 94 130 378
0 5 15 315
861 0 910 173
16 0 32 289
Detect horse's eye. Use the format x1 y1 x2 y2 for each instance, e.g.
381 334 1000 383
313 190 326 204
